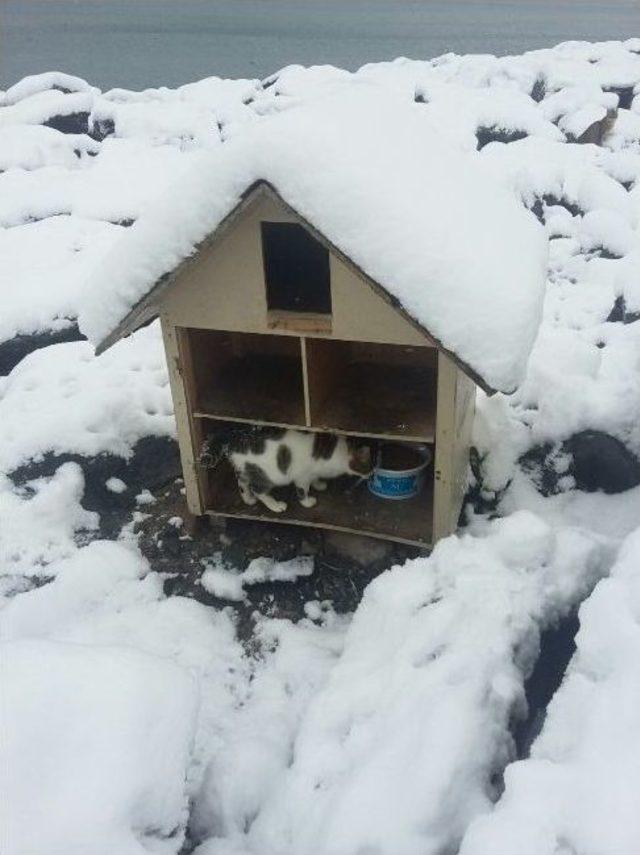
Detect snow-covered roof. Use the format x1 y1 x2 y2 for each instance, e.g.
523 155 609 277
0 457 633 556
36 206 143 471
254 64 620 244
80 89 547 393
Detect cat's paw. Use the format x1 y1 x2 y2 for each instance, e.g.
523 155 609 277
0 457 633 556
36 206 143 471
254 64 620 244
312 479 328 491
271 499 288 513
300 495 317 508
240 493 257 506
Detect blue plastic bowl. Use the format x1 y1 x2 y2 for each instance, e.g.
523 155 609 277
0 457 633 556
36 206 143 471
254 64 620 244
368 444 432 500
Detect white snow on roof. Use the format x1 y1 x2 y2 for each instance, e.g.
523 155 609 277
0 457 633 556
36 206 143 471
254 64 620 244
78 89 547 392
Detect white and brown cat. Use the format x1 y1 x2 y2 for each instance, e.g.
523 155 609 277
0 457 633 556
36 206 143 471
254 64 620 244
201 427 372 513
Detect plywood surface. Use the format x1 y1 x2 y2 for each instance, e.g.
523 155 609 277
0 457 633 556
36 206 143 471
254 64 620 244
205 461 433 546
162 191 431 347
197 353 305 424
187 328 305 424
311 359 436 439
306 338 437 439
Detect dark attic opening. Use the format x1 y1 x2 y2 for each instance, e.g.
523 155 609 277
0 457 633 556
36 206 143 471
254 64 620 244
261 221 332 316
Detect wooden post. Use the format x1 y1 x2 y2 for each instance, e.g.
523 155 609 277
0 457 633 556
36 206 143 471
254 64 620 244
161 319 205 515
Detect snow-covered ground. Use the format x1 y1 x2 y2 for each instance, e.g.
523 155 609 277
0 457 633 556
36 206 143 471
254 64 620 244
2 40 640 855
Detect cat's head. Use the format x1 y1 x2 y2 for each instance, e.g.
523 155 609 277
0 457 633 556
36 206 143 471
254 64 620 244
346 440 373 477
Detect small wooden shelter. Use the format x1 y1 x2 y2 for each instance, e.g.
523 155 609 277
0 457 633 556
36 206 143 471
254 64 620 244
98 180 481 548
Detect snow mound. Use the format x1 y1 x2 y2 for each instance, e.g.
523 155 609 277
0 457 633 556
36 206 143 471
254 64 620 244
79 89 547 393
196 511 604 855
1 638 197 855
0 89 93 128
2 71 95 106
0 214 120 343
201 555 315 601
0 462 97 577
0 324 174 473
0 531 348 855
459 526 640 855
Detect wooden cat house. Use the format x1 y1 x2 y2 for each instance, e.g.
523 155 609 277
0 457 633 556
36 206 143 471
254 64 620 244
92 153 544 548
96 181 483 549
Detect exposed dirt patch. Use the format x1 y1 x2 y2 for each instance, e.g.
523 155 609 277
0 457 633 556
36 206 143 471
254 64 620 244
136 476 421 642
514 611 580 758
9 435 419 633
9 436 182 540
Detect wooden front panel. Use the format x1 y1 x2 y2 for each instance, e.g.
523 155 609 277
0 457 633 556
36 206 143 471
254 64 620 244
451 370 475 530
160 192 431 347
161 320 206 515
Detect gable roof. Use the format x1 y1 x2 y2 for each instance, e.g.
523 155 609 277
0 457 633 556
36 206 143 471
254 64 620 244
94 181 482 390
80 89 547 393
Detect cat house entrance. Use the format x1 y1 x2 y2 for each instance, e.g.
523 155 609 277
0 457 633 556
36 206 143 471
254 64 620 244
261 222 332 332
196 420 434 547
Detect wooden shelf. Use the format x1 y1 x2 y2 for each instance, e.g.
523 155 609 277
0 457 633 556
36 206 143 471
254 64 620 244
205 460 433 547
193 411 433 444
193 412 306 431
306 338 437 439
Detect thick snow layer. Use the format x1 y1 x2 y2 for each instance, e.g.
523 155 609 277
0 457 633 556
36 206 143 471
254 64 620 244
0 124 98 172
192 512 605 855
459 526 640 855
0 215 120 343
0 137 191 229
0 89 94 127
79 89 547 393
0 463 97 578
2 71 95 105
0 324 174 472
1 638 197 855
0 526 349 855
189 612 349 845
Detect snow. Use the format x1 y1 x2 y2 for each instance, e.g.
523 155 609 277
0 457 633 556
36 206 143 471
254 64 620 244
3 37 640 855
1 638 197 855
0 124 98 173
0 463 98 578
459 526 640 855
201 555 315 601
217 513 602 855
189 612 349 845
0 215 120 343
0 323 174 473
2 71 95 106
79 88 546 393
0 138 191 229
106 476 127 493
0 520 348 855
0 89 93 128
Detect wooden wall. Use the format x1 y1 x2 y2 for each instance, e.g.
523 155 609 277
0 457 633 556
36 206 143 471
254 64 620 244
161 192 429 348
432 354 475 542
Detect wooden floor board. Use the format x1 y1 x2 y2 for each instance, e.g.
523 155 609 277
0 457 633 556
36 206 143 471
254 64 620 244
205 462 433 547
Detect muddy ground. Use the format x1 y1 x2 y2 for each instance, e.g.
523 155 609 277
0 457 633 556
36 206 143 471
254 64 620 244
136 475 421 641
9 435 421 637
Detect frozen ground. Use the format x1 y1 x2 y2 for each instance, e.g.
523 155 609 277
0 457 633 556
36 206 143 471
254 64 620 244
2 40 640 855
